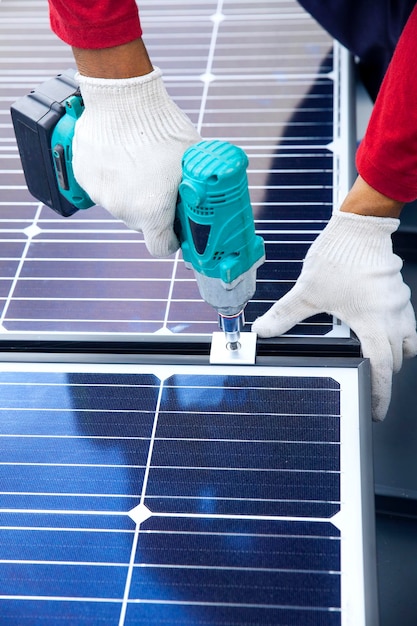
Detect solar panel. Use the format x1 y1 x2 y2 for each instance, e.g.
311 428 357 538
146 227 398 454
0 2 375 624
0 0 355 339
0 354 377 625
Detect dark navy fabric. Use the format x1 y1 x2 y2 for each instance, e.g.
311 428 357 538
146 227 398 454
298 0 417 99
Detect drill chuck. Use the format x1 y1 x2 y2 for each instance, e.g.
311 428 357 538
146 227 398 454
190 261 261 318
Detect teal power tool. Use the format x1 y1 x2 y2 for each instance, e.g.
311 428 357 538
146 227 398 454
51 95 94 211
175 140 265 351
11 71 265 352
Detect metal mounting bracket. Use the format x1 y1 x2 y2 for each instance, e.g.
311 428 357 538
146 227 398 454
209 331 257 365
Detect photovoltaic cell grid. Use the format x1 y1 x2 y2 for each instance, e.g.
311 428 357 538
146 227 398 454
0 0 350 337
0 361 373 625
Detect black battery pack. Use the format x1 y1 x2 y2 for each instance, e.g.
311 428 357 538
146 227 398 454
10 69 80 217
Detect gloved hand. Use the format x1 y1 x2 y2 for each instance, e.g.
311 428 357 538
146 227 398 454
252 210 417 421
73 67 201 257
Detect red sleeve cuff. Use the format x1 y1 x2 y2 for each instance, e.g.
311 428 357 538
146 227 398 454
48 1 142 49
354 4 417 204
356 140 417 204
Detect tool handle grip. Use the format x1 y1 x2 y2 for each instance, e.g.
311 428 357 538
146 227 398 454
51 95 94 210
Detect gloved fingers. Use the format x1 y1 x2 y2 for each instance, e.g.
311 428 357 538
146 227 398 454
370 358 393 422
390 336 404 375
389 303 417 370
251 286 319 338
402 302 417 360
141 221 180 258
403 332 417 360
355 330 393 422
348 304 417 420
135 190 181 257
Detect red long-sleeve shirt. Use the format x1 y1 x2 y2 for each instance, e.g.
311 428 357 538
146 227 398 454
48 0 142 49
356 4 417 203
47 0 417 203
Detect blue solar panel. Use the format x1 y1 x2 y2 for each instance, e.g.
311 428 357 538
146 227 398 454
0 0 354 338
0 2 371 625
0 359 376 625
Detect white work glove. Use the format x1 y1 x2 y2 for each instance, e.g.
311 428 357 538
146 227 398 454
252 211 417 421
73 67 201 257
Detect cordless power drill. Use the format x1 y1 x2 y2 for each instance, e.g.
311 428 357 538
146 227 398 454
10 70 265 352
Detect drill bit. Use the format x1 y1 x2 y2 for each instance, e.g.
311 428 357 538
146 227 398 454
218 310 245 351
